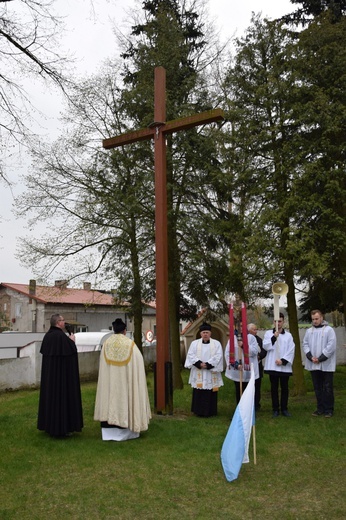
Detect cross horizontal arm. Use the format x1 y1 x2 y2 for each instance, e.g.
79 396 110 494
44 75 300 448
103 127 155 150
102 108 224 150
163 108 224 134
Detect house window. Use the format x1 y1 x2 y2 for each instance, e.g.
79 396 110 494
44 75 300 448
3 303 7 311
15 303 22 318
77 325 88 332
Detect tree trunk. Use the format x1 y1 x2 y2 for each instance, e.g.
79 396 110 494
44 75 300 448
129 224 144 355
285 269 306 396
340 205 346 327
168 281 183 389
167 137 183 391
133 307 143 355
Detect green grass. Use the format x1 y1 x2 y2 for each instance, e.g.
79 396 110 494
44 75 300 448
0 368 345 520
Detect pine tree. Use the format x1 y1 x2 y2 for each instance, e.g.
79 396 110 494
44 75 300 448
221 15 307 394
291 12 346 323
118 0 222 389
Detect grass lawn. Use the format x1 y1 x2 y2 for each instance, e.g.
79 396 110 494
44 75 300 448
0 367 345 520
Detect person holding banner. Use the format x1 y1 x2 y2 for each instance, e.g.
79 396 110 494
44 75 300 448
248 323 267 411
263 313 295 417
225 334 259 404
184 322 224 417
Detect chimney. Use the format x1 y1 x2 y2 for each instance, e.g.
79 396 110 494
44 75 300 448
29 279 36 305
29 279 36 296
55 280 68 289
83 282 92 291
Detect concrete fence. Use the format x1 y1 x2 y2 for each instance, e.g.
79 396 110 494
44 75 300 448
0 329 345 392
0 340 157 392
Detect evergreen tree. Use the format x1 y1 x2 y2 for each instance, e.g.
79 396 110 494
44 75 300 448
16 0 225 393
118 0 223 388
291 13 346 323
282 0 346 25
221 15 307 394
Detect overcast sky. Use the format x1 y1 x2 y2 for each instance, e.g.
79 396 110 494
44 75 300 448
1 0 293 285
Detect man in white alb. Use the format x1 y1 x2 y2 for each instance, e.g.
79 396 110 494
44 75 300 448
184 322 224 417
303 309 336 418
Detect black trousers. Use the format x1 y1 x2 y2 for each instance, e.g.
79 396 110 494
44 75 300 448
269 373 290 412
311 370 334 414
191 388 218 417
255 377 262 410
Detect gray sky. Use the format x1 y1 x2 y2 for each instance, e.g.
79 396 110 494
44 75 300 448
0 0 293 285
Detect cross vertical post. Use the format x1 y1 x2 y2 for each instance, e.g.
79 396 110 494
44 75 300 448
103 67 224 413
153 67 170 412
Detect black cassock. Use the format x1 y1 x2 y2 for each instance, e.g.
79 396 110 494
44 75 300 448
37 326 83 437
191 388 218 417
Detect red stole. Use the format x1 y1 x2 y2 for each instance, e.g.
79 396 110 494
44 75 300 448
241 302 250 370
229 303 235 364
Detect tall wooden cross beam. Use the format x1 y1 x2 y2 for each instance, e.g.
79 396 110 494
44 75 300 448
103 66 224 413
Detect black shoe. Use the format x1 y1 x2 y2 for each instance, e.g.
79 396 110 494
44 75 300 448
272 411 280 418
324 412 333 418
282 410 291 417
312 410 323 416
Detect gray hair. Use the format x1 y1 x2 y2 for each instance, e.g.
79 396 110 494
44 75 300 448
50 314 62 327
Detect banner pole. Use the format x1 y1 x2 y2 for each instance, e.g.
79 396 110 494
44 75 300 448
252 424 257 465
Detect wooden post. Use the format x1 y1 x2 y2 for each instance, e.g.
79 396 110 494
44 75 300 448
103 67 224 412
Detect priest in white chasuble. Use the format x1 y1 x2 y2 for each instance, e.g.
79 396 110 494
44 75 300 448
184 322 224 417
94 319 151 441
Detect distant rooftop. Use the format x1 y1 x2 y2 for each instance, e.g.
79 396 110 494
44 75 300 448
0 282 122 307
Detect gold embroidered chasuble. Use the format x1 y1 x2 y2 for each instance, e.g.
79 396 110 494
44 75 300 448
103 334 134 366
94 334 151 433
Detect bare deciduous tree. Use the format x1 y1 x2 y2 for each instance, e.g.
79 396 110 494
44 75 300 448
0 0 71 181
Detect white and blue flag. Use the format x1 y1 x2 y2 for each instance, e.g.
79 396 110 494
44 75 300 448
221 364 255 482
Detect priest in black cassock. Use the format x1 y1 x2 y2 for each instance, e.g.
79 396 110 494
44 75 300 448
37 314 83 437
184 322 224 417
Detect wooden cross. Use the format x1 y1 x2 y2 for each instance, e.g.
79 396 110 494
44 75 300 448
103 66 224 413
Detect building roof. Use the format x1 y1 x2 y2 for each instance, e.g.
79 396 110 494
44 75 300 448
0 282 121 307
144 301 156 309
181 309 206 335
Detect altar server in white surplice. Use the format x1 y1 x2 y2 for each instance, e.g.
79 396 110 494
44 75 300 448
263 312 295 418
224 334 260 405
184 322 224 417
94 319 151 441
